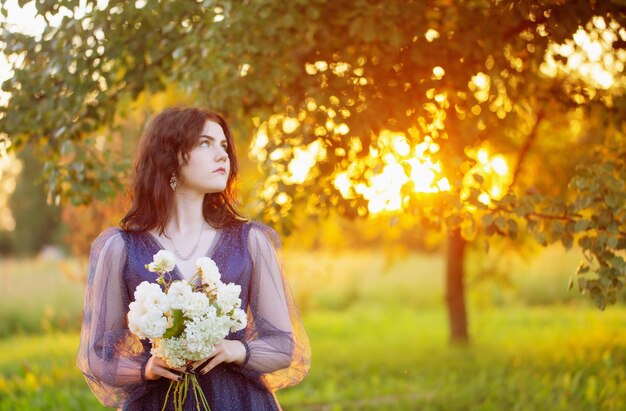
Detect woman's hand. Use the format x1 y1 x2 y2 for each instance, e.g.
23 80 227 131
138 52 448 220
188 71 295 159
191 339 247 375
144 356 187 382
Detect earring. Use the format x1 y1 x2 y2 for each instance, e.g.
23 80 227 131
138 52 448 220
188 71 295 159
170 173 177 191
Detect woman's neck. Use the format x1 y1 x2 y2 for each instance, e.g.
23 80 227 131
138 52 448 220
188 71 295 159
166 189 206 234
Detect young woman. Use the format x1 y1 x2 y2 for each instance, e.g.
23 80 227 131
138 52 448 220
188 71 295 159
77 107 311 410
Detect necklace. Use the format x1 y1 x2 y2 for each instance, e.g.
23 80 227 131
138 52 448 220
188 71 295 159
166 222 205 261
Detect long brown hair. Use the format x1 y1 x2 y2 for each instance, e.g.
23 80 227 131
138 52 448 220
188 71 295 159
120 107 246 233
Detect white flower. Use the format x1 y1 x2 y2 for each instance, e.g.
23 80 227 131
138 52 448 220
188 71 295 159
142 288 169 314
184 292 211 317
134 281 163 303
127 304 148 339
131 252 247 370
149 249 176 272
128 300 147 318
230 308 248 332
141 311 168 339
196 257 221 285
128 316 146 339
216 282 242 313
167 280 193 310
151 337 188 368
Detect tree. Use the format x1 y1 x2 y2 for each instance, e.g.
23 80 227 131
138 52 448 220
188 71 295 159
1 0 625 343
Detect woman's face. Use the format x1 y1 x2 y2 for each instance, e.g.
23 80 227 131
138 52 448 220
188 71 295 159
177 120 230 194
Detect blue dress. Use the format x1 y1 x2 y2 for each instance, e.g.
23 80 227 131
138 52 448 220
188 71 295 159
77 221 311 410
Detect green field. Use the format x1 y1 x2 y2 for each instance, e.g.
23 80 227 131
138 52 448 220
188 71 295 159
2 247 625 410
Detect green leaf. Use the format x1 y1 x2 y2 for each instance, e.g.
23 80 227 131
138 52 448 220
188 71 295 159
578 236 592 249
163 309 186 339
575 220 590 233
507 219 518 239
482 213 493 227
561 234 573 250
494 216 506 230
610 256 626 273
551 221 564 236
514 205 530 217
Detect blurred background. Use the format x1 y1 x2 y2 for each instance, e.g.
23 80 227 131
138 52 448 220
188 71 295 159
1 1 626 410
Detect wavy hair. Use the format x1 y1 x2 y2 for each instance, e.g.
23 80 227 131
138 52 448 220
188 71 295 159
120 107 246 233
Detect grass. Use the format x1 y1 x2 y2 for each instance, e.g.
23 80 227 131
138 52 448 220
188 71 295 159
1 305 625 410
1 245 625 410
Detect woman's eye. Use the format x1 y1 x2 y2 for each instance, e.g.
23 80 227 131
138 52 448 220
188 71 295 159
200 140 210 147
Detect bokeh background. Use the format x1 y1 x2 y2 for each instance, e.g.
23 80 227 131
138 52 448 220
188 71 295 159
1 1 626 410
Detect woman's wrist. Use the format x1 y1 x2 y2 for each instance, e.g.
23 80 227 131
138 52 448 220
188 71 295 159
238 340 250 367
140 356 151 381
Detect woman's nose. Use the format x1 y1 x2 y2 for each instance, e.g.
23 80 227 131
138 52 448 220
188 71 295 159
215 147 228 162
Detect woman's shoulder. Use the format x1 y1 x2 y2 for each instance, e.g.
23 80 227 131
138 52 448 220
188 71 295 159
91 226 127 254
243 220 282 248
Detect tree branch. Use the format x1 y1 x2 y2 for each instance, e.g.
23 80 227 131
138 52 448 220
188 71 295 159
509 108 545 189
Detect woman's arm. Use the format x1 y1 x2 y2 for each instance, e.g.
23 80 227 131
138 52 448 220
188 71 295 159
239 223 311 391
77 228 151 408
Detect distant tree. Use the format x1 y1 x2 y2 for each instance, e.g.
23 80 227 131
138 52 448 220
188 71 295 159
1 0 625 342
9 146 61 256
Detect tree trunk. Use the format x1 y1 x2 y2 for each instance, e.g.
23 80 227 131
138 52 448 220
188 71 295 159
445 228 469 344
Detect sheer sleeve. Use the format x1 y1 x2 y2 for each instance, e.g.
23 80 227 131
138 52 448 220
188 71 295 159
240 223 311 391
77 228 151 408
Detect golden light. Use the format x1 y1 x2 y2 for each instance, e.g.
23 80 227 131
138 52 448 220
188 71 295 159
0 144 21 231
239 63 251 77
285 139 326 184
462 147 513 206
333 173 352 198
314 60 328 72
328 131 452 214
275 192 290 206
541 16 626 90
392 137 411 156
433 66 445 80
282 117 299 134
491 156 508 176
249 127 268 161
470 72 491 103
476 148 488 164
425 28 440 42
250 93 509 215
335 123 350 135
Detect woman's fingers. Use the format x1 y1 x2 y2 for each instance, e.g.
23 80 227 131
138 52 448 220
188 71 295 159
190 346 218 371
155 366 185 382
144 356 187 381
199 351 227 375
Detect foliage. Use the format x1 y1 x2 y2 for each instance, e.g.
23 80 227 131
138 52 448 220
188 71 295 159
0 246 618 339
1 0 625 306
6 146 61 256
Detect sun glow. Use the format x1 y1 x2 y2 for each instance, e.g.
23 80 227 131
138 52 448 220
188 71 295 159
250 118 513 214
331 131 451 214
462 147 512 206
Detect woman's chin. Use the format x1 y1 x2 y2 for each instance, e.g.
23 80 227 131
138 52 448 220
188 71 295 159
203 186 227 195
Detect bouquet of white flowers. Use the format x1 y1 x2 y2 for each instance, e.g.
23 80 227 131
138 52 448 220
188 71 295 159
127 250 247 411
